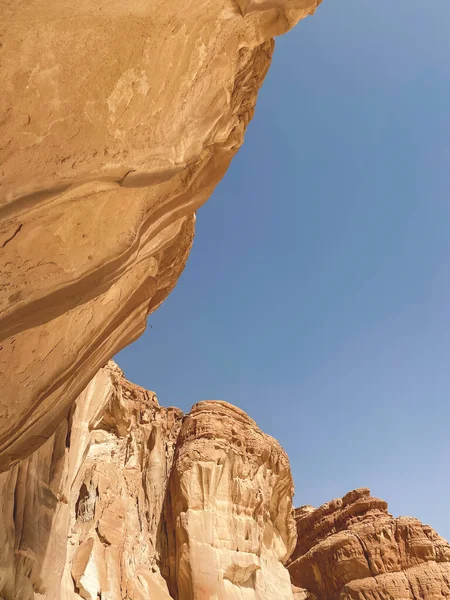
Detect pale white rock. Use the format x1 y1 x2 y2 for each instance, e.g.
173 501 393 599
0 364 297 600
163 400 297 599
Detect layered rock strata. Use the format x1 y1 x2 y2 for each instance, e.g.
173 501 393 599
287 488 450 600
0 0 323 470
0 362 297 600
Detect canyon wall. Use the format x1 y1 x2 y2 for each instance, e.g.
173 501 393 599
0 362 298 600
0 0 322 471
163 400 296 599
2 1 448 599
1 364 449 600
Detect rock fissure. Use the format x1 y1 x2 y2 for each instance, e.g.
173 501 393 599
353 531 376 578
0 223 22 248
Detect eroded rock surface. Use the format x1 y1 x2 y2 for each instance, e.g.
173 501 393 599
287 488 450 600
0 0 323 471
0 362 297 599
0 362 181 599
163 400 297 599
2 365 448 600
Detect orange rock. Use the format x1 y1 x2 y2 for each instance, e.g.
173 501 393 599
1 367 449 600
287 488 450 600
0 0 323 472
163 400 297 599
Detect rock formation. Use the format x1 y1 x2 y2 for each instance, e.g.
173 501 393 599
0 362 297 600
1 363 449 600
287 488 450 600
163 400 296 599
1 2 448 599
0 0 323 471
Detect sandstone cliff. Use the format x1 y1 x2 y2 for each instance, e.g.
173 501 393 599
163 400 296 599
287 488 450 600
2 363 448 600
1 2 447 599
0 0 323 471
0 362 297 600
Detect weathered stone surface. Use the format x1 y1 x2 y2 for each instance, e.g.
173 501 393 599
2 364 449 600
0 0 323 471
63 363 183 600
163 400 297 599
2 8 445 598
287 488 450 600
0 362 182 599
0 363 297 599
292 586 317 600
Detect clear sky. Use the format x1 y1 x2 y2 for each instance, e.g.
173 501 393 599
117 0 450 539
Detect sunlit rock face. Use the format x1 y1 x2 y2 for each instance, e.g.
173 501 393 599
2 1 447 599
162 400 297 599
1 365 449 600
0 363 182 600
0 362 297 599
287 488 450 600
0 0 323 471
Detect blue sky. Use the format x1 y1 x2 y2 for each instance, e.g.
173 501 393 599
117 0 450 539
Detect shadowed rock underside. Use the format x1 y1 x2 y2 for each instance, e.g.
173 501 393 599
0 0 322 471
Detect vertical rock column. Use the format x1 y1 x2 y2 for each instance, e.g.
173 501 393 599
163 400 297 600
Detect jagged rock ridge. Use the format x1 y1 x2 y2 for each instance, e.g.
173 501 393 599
287 488 450 600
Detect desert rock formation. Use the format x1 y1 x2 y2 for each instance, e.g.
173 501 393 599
287 488 450 600
1 364 448 600
163 400 296 599
1 2 448 599
0 362 298 600
0 0 323 471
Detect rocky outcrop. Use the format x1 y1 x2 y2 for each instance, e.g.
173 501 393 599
2 7 446 597
163 400 296 599
287 488 450 600
2 364 449 600
0 362 180 600
0 362 297 599
0 0 323 471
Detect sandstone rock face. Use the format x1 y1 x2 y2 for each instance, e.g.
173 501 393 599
292 586 316 600
2 8 445 598
0 0 323 471
0 362 182 600
163 401 297 599
287 488 450 600
1 364 448 600
0 362 297 600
